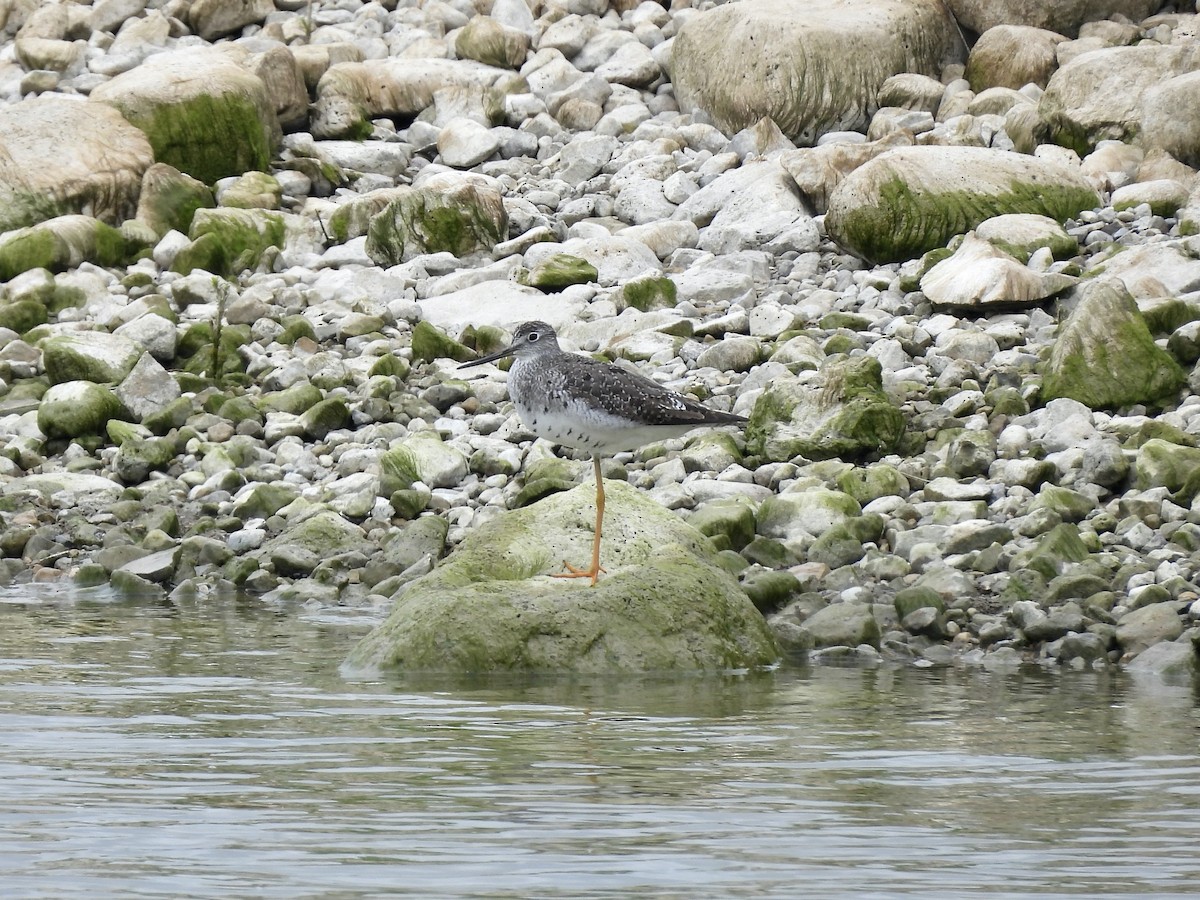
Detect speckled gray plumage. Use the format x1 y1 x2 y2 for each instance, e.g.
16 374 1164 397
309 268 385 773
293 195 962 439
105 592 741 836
460 321 747 455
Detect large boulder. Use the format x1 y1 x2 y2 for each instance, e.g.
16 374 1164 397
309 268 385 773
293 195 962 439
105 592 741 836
824 146 1099 263
0 96 153 232
944 0 1159 37
1038 44 1200 156
1041 279 1186 410
919 234 1076 311
670 0 964 145
90 47 280 184
344 481 778 674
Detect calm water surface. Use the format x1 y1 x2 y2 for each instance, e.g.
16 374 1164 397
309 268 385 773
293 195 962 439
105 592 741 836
1 583 1198 898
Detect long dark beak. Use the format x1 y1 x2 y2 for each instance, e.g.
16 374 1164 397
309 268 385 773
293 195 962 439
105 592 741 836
458 343 515 368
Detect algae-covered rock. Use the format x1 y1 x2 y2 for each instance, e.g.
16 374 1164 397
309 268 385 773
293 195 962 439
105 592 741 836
410 320 474 364
670 0 964 144
0 215 129 280
1042 279 1186 409
1133 439 1200 504
523 253 598 291
135 163 215 238
37 379 126 439
380 430 469 492
364 177 507 265
344 481 778 674
799 601 881 649
825 145 1099 264
90 47 280 184
747 355 905 462
218 170 283 210
618 274 678 312
172 207 287 277
42 331 142 385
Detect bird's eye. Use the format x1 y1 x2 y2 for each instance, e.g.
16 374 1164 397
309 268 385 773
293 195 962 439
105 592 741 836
527 331 540 342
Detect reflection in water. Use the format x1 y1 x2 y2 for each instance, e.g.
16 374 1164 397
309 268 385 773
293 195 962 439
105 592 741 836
1 587 1198 898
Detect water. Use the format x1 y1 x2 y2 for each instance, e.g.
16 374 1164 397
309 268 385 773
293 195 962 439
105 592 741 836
2 584 1198 898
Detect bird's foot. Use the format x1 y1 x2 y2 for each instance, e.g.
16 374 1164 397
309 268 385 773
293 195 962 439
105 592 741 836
552 560 605 586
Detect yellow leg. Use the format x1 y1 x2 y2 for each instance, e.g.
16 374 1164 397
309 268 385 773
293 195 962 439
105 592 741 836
553 455 605 585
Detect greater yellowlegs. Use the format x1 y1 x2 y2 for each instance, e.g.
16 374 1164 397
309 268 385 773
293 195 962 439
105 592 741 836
459 321 748 584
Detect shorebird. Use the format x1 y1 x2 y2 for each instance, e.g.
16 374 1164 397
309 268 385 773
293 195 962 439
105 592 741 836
459 321 748 584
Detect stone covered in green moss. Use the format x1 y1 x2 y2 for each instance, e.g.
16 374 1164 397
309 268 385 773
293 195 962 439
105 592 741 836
747 355 905 462
218 170 282 209
37 379 127 439
0 215 129 280
172 207 287 277
344 481 778 674
825 146 1099 263
619 274 678 312
1042 279 1185 409
89 47 280 185
455 15 530 69
42 332 142 385
135 163 215 237
411 320 474 363
523 253 598 290
365 179 507 265
1133 438 1200 504
380 430 469 493
0 299 48 335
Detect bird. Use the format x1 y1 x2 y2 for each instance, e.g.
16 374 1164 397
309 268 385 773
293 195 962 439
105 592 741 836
458 320 748 585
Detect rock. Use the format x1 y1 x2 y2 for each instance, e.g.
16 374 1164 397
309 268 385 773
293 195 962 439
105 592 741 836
37 380 126 439
800 601 881 649
746 356 905 462
0 95 152 233
185 0 271 40
418 281 587 333
757 487 862 544
0 215 129 281
1038 44 1200 156
456 16 529 70
1133 439 1200 504
113 435 175 483
525 235 660 285
1110 179 1191 218
974 213 1078 261
365 176 506 265
524 253 597 290
343 481 777 674
780 131 914 215
1125 635 1200 681
41 331 141 385
920 233 1076 310
90 47 280 184
437 118 502 168
173 208 289 277
312 58 508 139
0 471 122 503
135 163 215 238
945 0 1158 36
671 0 964 144
825 145 1099 263
1042 279 1186 409
965 25 1067 91
1116 601 1186 658
114 352 181 421
217 170 282 210
381 431 468 492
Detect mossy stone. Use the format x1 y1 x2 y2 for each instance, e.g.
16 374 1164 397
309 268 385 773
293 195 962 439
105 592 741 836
364 182 507 266
411 320 474 363
523 253 597 291
0 300 48 334
620 275 678 312
299 397 351 440
37 380 127 439
260 381 322 415
687 499 757 551
173 208 287 277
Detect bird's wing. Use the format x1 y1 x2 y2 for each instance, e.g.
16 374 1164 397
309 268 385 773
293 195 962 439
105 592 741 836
547 354 744 426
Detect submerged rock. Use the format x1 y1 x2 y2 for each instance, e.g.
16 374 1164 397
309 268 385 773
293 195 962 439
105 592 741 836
344 481 778 674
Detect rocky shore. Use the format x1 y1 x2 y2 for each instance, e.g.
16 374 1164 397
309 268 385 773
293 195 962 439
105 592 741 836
1 0 1199 679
